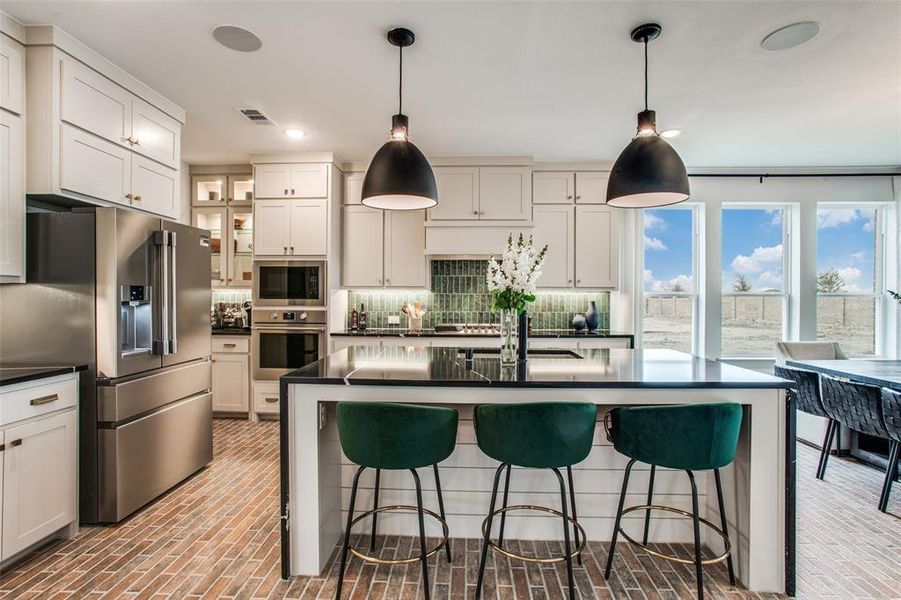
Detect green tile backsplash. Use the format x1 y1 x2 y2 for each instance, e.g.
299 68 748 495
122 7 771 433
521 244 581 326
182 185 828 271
347 260 610 330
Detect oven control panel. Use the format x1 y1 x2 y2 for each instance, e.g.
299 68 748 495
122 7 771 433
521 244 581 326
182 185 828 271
252 308 327 325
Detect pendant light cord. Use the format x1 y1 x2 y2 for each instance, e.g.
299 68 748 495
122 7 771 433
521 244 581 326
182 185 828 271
398 45 403 114
643 37 649 111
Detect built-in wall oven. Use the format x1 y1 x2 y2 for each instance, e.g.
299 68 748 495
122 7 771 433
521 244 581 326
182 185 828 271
253 260 326 307
252 309 327 379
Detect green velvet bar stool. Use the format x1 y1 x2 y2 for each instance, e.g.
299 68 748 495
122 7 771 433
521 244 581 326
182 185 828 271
473 402 598 600
603 403 743 600
335 402 458 600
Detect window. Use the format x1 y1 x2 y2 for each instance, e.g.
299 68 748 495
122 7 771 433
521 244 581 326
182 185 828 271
816 207 881 356
642 207 696 353
721 206 788 356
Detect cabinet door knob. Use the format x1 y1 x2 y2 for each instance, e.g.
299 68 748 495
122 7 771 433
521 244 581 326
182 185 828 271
291 189 295 195
283 246 288 254
576 195 581 200
472 211 479 215
567 279 573 284
284 189 289 195
133 195 142 202
386 279 391 285
576 278 581 283
290 246 294 254
566 195 573 200
125 193 134 200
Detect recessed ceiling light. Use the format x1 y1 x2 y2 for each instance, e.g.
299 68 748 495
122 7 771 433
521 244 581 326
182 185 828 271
213 25 262 53
660 129 681 138
285 129 306 139
760 22 819 51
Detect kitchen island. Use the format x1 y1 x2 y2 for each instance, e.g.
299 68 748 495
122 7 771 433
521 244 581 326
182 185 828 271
280 346 793 594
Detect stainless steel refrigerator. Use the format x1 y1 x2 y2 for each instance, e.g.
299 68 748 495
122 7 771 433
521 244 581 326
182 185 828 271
0 207 213 523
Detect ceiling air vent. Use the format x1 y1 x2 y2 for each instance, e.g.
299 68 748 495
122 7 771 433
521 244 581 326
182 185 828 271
237 107 277 126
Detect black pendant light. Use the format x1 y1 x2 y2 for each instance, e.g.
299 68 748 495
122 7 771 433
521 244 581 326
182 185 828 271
606 23 689 209
362 28 437 210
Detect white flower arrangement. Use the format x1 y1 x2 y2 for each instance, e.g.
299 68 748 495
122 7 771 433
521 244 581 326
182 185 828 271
486 234 548 313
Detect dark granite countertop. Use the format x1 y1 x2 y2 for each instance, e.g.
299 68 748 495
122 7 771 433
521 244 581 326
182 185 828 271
212 327 251 336
284 346 790 389
0 364 88 387
331 328 634 340
786 359 901 391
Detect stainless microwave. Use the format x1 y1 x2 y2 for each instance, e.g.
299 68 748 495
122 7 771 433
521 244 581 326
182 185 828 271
253 260 326 307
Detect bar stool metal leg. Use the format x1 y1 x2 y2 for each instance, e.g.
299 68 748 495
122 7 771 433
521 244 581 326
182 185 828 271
605 458 637 580
552 468 576 600
497 464 512 548
336 466 366 600
433 464 452 562
642 464 656 546
714 468 736 585
687 470 704 600
370 469 380 552
409 469 431 600
816 420 837 480
475 463 506 600
566 466 582 566
879 441 899 513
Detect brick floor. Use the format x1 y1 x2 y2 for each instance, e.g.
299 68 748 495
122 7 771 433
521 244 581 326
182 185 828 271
0 419 898 599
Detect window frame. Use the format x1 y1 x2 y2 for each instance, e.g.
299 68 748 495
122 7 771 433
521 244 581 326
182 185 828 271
639 203 700 354
719 202 792 358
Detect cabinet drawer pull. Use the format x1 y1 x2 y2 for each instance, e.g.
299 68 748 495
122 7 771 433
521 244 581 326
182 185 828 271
284 189 289 195
10 439 22 447
224 343 237 348
30 393 59 406
264 397 279 404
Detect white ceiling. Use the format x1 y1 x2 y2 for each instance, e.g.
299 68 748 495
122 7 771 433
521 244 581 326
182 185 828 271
3 1 899 167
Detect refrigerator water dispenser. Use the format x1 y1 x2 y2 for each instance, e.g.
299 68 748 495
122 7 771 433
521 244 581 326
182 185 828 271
120 285 153 356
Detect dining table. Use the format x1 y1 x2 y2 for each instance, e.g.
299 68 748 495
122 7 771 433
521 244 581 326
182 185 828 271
784 359 901 391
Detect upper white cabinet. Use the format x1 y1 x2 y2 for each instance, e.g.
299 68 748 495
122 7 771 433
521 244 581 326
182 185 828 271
344 172 364 205
0 109 24 282
254 163 328 198
1 33 25 115
533 171 609 205
574 172 609 204
192 173 253 207
532 205 574 287
24 30 185 219
428 166 531 221
254 199 328 257
575 205 619 288
342 205 426 288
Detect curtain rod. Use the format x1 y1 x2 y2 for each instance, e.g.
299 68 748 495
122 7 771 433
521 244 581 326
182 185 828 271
688 172 899 183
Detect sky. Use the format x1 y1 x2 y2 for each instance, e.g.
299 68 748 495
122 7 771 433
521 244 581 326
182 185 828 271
643 207 877 294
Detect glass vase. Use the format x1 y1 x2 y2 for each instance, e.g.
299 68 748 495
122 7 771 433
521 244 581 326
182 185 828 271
499 308 518 365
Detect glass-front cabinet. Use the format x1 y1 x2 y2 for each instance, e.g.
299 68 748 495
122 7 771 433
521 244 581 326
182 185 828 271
192 174 254 207
193 207 253 288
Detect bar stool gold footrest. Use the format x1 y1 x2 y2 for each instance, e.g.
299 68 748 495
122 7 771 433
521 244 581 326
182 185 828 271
481 505 587 564
347 505 449 565
618 504 731 566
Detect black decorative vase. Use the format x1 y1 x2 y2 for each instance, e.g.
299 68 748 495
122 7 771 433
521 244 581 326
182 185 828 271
517 311 529 361
585 301 601 332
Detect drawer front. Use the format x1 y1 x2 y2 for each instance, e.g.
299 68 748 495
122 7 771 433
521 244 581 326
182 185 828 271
0 375 78 427
254 382 280 414
212 337 250 353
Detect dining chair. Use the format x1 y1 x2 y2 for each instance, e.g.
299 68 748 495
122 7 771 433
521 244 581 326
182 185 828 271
878 388 901 512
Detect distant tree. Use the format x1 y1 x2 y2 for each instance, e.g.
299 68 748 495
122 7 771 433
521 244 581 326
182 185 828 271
733 274 752 292
671 282 685 293
817 269 846 293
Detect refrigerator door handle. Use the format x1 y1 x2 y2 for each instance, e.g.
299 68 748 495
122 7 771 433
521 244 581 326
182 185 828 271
154 230 170 355
169 231 178 354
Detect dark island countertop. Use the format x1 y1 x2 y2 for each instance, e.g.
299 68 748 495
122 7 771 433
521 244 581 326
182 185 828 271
786 359 901 391
0 364 88 387
284 346 791 389
331 328 634 340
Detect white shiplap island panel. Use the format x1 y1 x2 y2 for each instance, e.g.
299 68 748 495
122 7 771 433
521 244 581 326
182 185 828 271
282 347 791 594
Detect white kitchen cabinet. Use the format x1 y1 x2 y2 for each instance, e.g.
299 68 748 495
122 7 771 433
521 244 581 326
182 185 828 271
384 210 426 287
253 382 281 416
342 206 426 288
253 200 291 256
229 174 255 206
254 163 328 198
59 124 131 206
193 208 228 286
344 172 364 205
479 167 531 220
575 205 619 288
60 56 132 148
212 349 250 413
1 34 24 115
430 167 479 220
1 409 77 561
255 199 327 257
343 206 384 287
574 172 609 204
533 172 575 204
131 155 178 219
130 97 180 169
0 110 24 282
532 205 574 288
192 175 227 207
289 200 328 255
